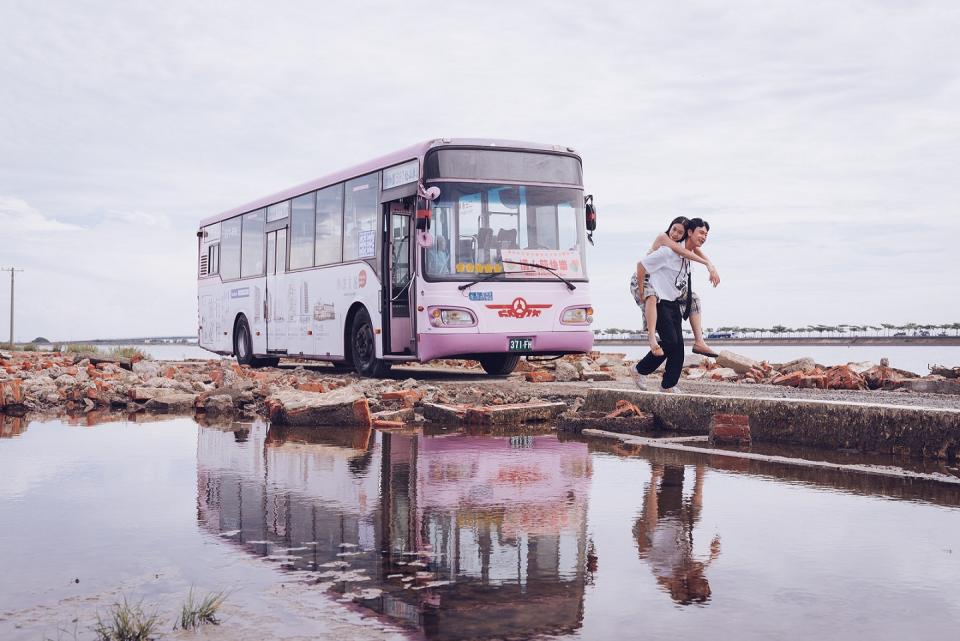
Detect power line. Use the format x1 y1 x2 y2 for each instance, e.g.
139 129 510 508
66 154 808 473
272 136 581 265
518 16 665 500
2 267 24 348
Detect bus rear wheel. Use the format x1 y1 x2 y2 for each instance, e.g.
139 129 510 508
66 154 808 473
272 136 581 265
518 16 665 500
351 308 391 377
479 354 520 376
234 316 278 368
234 316 255 366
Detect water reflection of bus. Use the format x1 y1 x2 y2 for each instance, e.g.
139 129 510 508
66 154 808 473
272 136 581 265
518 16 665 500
197 423 591 640
197 139 595 376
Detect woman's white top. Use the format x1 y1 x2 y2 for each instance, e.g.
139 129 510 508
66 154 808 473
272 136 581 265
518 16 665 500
640 246 688 302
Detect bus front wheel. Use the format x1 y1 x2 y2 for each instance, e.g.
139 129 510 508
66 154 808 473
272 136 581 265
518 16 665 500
479 354 520 376
351 308 391 377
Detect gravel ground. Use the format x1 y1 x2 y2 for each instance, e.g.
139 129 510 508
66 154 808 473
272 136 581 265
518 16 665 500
390 365 960 411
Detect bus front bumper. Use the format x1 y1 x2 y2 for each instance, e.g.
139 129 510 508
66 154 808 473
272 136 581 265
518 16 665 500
417 330 594 362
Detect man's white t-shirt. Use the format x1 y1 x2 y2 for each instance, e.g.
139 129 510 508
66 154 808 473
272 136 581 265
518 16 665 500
640 246 689 302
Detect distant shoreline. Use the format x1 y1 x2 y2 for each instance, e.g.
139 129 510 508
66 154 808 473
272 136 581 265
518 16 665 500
594 337 960 347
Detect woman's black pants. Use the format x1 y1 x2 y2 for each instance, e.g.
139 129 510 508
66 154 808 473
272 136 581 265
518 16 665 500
635 298 684 389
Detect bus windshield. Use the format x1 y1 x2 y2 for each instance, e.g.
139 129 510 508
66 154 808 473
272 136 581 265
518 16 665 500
424 183 586 281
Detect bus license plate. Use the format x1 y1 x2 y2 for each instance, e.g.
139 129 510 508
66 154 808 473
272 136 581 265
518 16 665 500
509 337 533 352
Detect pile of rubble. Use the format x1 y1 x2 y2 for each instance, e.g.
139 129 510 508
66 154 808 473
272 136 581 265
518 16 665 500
0 350 567 427
682 350 956 392
516 352 631 383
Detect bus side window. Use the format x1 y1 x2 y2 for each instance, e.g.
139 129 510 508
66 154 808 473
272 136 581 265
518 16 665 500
207 244 220 275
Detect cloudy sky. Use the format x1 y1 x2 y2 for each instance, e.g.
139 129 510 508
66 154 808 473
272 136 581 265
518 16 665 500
1 0 957 341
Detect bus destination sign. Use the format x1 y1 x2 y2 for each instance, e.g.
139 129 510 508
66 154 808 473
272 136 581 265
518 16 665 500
383 160 419 190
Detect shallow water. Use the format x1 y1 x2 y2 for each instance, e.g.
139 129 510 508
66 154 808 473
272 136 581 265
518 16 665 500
1 416 959 640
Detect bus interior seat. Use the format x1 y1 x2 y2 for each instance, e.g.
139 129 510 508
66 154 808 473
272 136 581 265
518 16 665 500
496 228 518 249
477 227 493 249
458 237 475 262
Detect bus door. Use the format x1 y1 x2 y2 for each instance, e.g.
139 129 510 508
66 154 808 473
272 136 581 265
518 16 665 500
383 201 415 355
265 228 287 353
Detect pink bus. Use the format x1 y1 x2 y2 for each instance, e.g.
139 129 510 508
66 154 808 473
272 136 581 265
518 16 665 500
197 138 595 376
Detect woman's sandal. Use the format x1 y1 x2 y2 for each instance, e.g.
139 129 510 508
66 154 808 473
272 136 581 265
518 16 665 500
692 346 719 358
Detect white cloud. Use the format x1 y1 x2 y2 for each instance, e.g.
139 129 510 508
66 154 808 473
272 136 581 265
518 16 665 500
0 197 80 233
0 0 957 340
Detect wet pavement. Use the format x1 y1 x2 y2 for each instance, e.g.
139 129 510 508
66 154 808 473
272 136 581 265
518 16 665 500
1 415 959 640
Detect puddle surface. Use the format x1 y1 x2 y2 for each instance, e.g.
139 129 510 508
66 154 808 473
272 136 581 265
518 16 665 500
1 415 959 640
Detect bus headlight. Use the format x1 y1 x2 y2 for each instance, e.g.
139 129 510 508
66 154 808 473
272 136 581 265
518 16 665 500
561 306 593 325
428 307 477 327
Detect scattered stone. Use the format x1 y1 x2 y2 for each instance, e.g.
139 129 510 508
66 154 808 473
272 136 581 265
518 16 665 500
580 369 614 381
683 353 707 368
771 371 804 387
524 370 557 383
822 365 867 391
555 361 579 382
605 400 643 418
778 357 817 375
204 394 236 417
846 361 877 375
716 351 760 375
380 390 423 407
709 367 739 382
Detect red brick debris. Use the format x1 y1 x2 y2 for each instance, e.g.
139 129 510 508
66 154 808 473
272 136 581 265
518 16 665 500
710 413 751 446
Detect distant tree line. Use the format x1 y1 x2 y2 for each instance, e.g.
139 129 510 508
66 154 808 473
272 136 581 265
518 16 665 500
593 322 960 339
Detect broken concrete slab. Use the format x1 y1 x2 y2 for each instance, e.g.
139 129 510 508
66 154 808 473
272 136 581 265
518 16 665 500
463 402 567 426
267 386 371 427
716 350 760 375
897 379 960 395
204 394 236 417
144 393 198 413
128 387 169 402
372 407 416 423
422 401 566 426
557 413 655 434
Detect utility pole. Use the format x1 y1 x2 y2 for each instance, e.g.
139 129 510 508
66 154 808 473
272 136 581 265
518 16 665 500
2 267 23 349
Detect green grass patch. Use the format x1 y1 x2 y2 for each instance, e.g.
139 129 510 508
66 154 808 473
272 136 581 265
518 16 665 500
176 589 228 630
65 343 99 354
106 346 151 360
20 342 38 352
93 597 160 641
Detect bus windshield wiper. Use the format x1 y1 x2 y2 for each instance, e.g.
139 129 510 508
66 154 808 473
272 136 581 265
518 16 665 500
457 270 507 291
502 260 576 291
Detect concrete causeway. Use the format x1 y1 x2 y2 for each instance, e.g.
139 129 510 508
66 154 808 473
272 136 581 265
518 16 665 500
582 388 960 461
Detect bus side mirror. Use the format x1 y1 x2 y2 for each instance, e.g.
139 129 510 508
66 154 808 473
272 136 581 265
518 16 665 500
585 194 597 245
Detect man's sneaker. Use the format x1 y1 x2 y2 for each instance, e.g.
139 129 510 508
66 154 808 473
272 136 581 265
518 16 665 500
659 385 683 394
631 366 648 390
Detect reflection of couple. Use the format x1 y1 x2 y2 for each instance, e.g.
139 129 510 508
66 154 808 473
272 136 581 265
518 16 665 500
632 464 721 605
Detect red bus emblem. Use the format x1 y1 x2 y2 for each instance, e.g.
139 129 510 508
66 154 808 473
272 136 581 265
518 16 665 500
486 297 552 319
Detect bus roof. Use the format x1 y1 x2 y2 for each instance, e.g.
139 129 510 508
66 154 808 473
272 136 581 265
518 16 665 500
198 138 581 228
